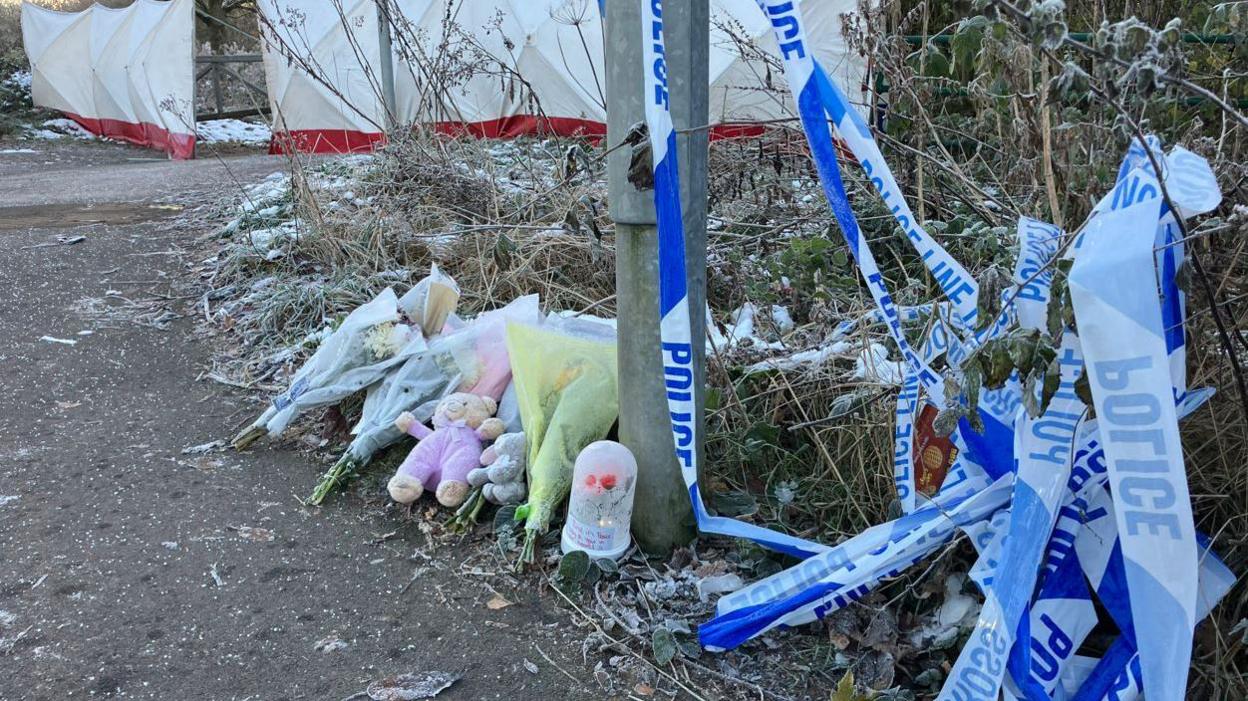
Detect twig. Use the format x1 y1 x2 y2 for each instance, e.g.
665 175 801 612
534 643 582 685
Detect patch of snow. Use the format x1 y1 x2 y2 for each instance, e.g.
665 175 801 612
708 303 786 353
161 541 180 551
244 221 301 252
5 70 32 92
32 118 95 140
770 305 794 335
745 340 852 374
0 496 17 508
196 118 271 145
853 342 904 385
0 149 38 155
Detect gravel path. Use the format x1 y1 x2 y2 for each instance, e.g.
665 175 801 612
0 139 601 700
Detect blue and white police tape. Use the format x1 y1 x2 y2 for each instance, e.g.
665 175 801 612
936 334 1085 701
829 304 935 343
1005 420 1107 701
1014 217 1062 330
1068 190 1199 701
1073 542 1234 701
700 472 1010 651
759 0 1033 499
947 220 1071 700
1106 139 1219 401
640 0 827 559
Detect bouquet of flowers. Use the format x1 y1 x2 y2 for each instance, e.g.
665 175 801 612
231 287 425 450
307 295 540 504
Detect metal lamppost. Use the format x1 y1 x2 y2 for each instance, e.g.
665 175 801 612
605 0 708 554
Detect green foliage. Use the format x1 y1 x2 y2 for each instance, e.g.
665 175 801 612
552 550 622 593
651 628 678 666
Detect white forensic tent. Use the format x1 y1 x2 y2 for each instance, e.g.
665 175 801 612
257 0 390 153
391 0 869 137
257 0 871 152
21 0 197 159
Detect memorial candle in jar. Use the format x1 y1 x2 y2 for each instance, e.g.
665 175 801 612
560 441 638 560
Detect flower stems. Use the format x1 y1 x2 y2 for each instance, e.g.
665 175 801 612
231 423 268 451
308 455 359 505
445 487 486 533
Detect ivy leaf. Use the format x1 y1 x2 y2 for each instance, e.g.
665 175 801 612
558 550 590 584
1040 356 1061 416
493 505 518 534
1074 370 1095 418
652 628 679 666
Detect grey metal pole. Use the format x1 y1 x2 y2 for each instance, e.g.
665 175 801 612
606 0 704 554
668 0 710 493
376 0 398 132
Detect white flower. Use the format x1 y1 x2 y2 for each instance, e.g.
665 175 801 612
362 322 412 360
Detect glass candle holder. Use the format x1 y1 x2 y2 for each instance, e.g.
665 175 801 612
561 440 638 560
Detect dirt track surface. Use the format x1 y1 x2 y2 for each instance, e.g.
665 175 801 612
0 139 602 700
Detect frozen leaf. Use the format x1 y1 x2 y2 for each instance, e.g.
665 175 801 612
522 659 539 674
982 341 1014 388
366 671 460 700
493 505 518 534
950 17 986 80
1040 356 1061 415
594 558 619 575
974 266 1008 332
651 628 678 666
558 550 590 584
831 671 857 701
1022 374 1043 419
1073 369 1093 412
485 594 512 610
712 491 758 518
678 640 702 659
932 407 962 438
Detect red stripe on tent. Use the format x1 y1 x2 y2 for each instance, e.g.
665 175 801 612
270 118 773 154
268 129 387 155
432 116 607 140
433 117 766 141
61 111 196 160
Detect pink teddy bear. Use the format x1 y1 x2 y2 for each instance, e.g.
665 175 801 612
388 392 506 508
